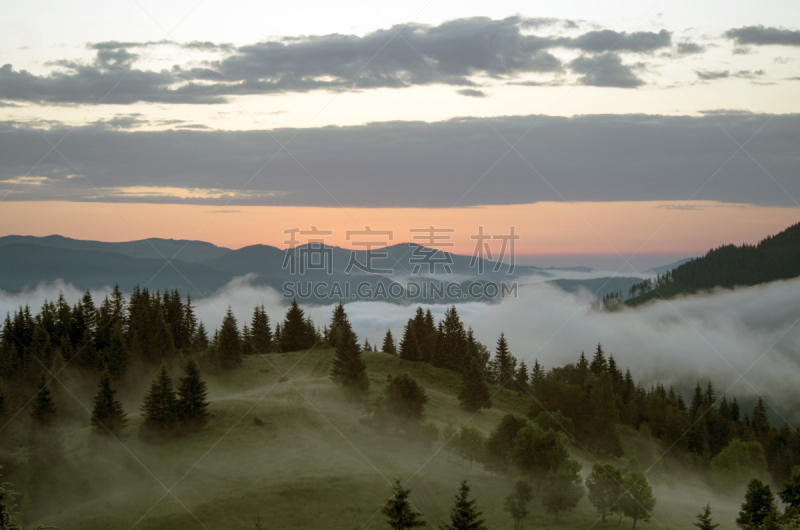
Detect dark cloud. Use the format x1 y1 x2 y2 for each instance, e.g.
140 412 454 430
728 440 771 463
569 53 644 88
1 113 796 208
696 70 729 80
734 70 765 79
675 42 705 55
457 88 487 97
725 25 800 46
0 18 677 105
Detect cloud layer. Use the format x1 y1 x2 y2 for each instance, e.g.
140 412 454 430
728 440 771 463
1 112 798 207
0 17 679 104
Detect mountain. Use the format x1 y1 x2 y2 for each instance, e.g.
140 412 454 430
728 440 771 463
549 276 645 301
0 235 231 263
626 221 800 306
645 257 696 275
0 235 597 302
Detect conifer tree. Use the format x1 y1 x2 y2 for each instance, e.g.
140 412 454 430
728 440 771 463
694 504 720 530
779 465 800 509
176 360 210 433
530 359 545 388
751 398 769 441
192 321 209 353
281 300 311 352
440 480 486 530
399 322 421 362
218 307 242 369
514 361 529 393
458 358 491 412
250 305 272 353
328 302 351 349
329 326 369 396
495 333 516 387
140 365 177 439
381 480 427 529
590 343 608 374
90 374 127 437
382 329 397 355
737 479 777 530
30 376 56 425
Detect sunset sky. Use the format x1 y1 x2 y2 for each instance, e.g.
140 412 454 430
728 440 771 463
1 0 799 270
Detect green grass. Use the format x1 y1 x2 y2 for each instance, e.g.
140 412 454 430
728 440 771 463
23 349 743 529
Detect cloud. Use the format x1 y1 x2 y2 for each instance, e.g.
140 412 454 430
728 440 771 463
734 70 765 79
675 42 706 55
0 18 677 105
9 275 800 422
696 70 729 80
569 52 644 88
725 25 800 47
1 112 798 207
457 88 487 98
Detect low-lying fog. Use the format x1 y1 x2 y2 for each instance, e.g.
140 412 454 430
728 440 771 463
3 272 799 423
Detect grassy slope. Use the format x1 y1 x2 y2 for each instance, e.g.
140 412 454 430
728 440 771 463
30 349 741 529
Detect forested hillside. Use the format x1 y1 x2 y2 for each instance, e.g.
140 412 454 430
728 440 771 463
625 221 800 306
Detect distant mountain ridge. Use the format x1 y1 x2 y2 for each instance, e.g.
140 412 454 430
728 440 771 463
626 221 800 306
0 235 596 302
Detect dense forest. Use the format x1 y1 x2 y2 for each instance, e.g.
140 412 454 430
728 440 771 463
622 221 800 306
0 288 798 528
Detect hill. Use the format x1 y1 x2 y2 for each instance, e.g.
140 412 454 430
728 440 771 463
15 350 732 530
626 221 800 306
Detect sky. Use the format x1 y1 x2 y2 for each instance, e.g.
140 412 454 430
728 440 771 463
1 0 799 269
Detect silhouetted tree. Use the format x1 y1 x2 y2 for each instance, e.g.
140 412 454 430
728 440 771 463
694 504 721 530
218 307 242 369
176 360 210 433
90 374 127 437
381 480 427 529
440 480 485 530
140 365 177 439
458 358 491 412
329 326 369 396
30 376 56 425
382 329 397 355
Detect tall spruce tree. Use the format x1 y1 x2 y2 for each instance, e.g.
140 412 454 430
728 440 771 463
514 361 529 393
329 326 369 396
399 322 421 362
30 376 56 425
382 329 397 355
590 343 608 374
495 333 516 388
736 479 777 530
176 360 210 433
382 480 427 529
694 504 721 530
458 358 491 412
218 307 242 369
140 365 177 439
250 305 272 354
281 300 311 352
90 374 127 437
440 480 486 530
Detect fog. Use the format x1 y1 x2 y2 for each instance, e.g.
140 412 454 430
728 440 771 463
3 273 799 423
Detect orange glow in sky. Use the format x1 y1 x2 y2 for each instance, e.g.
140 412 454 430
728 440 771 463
1 200 797 261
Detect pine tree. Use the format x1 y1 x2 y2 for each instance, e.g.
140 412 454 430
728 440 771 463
503 479 533 530
30 376 56 425
382 329 397 355
381 480 427 529
218 307 242 369
514 361 529 394
399 322 421 361
282 300 311 352
458 358 491 412
590 343 608 374
530 359 545 388
779 465 800 509
495 333 516 387
90 374 127 437
440 480 486 530
193 321 209 352
140 365 177 439
751 398 769 441
737 479 777 530
328 302 350 349
176 360 210 433
250 305 272 354
694 504 720 530
329 326 369 396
